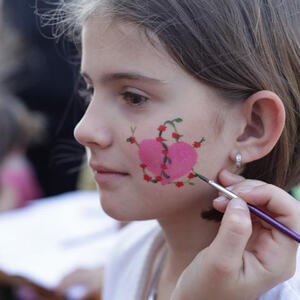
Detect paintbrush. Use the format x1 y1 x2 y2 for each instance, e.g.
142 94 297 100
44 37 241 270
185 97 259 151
194 172 300 243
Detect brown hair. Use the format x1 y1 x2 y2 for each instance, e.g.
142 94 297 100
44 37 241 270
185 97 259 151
0 89 44 163
55 0 300 191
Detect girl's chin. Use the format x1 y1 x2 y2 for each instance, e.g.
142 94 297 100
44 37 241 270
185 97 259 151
99 197 157 221
99 194 137 221
98 181 210 220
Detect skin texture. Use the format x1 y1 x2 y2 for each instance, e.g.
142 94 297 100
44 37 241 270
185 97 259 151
75 16 300 300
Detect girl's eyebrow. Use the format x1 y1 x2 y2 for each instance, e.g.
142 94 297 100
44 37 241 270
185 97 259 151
80 71 167 85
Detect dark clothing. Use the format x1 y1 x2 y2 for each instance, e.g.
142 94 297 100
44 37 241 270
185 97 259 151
2 0 85 196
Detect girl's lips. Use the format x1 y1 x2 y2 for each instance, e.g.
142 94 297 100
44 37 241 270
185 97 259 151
94 171 129 184
89 162 129 183
89 162 128 174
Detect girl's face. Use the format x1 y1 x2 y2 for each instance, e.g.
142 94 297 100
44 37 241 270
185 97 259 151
75 17 241 221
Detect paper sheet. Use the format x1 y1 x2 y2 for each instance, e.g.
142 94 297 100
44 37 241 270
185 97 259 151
0 191 119 289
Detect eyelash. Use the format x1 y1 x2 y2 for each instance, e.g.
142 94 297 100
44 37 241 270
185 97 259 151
78 87 149 107
120 91 149 106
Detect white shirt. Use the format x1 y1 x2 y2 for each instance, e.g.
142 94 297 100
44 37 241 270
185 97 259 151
103 221 300 300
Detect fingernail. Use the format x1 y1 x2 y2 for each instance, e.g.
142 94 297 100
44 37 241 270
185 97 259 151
228 198 248 210
213 196 229 204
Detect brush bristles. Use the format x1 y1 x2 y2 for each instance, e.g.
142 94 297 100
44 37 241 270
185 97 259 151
195 172 209 182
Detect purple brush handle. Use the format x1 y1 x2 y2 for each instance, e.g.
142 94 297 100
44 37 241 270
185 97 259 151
207 179 300 243
247 203 300 243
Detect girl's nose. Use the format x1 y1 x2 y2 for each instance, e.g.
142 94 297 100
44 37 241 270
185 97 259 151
74 109 113 149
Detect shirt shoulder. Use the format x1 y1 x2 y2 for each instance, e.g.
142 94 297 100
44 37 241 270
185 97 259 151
102 220 161 300
259 247 300 299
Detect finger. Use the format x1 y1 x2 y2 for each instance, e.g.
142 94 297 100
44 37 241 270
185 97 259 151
213 195 229 212
239 184 300 231
218 169 245 187
209 198 252 274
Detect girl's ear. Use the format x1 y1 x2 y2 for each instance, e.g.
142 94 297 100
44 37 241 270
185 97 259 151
230 90 286 164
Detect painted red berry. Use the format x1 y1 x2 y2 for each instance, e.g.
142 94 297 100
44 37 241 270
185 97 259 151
161 164 168 170
158 125 167 132
130 137 136 144
188 173 195 179
140 164 147 169
155 176 162 182
156 137 164 143
162 150 168 155
144 174 152 182
172 132 180 139
176 182 184 187
193 141 201 148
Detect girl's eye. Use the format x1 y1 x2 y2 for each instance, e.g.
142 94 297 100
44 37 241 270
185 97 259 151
120 91 149 106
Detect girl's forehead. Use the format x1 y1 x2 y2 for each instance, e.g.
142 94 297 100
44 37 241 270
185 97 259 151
81 17 182 82
82 17 160 54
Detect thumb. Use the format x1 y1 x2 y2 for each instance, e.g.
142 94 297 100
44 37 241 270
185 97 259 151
209 198 252 273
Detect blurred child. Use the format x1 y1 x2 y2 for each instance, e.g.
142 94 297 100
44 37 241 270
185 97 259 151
0 88 43 211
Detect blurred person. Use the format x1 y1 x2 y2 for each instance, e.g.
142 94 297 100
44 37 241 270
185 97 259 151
1 0 85 197
0 2 24 84
0 88 43 211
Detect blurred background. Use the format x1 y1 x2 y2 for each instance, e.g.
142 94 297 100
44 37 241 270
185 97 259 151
0 1 299 300
0 0 85 198
0 1 111 299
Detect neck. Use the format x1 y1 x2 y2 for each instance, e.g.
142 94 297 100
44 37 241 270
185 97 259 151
157 197 221 286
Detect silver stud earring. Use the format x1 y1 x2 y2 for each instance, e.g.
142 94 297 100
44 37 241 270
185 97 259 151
236 152 242 169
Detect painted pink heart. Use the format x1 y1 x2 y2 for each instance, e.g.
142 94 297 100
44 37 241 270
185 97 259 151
139 139 198 185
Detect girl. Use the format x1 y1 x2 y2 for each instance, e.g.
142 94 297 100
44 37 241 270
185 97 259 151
0 89 43 211
58 0 300 299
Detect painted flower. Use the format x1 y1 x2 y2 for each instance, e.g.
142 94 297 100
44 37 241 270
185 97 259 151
161 164 168 170
140 163 147 169
193 141 202 148
144 174 152 182
155 176 162 182
188 173 195 179
129 137 136 144
172 132 180 139
176 182 184 188
156 137 164 143
158 125 167 132
162 150 168 155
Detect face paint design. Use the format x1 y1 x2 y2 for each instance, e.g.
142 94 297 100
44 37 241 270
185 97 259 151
126 118 205 188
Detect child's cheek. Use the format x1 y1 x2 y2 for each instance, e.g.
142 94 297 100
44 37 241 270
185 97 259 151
126 117 206 189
